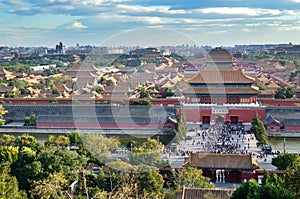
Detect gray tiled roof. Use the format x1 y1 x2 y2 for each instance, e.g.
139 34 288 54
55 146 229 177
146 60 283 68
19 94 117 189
37 115 167 124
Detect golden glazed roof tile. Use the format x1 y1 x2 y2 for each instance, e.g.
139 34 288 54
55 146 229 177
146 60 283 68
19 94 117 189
187 70 255 84
186 153 257 170
183 86 260 94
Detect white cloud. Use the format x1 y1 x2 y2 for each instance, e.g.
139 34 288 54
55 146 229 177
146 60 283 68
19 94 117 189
207 30 228 34
60 5 74 10
242 28 251 32
116 4 186 15
245 23 262 27
96 13 164 24
290 0 300 3
5 0 26 6
198 7 281 16
69 21 87 29
136 16 163 24
47 0 68 3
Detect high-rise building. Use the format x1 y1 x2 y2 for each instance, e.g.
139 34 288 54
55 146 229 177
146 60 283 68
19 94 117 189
55 42 65 54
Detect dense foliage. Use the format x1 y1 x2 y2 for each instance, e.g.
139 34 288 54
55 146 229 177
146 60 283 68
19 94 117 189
275 87 295 99
231 175 294 199
232 152 300 199
0 133 213 198
24 114 37 126
0 105 8 125
272 153 300 170
174 113 187 143
250 113 268 146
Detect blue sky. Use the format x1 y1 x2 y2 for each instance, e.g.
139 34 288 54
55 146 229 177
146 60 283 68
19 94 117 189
1 0 300 47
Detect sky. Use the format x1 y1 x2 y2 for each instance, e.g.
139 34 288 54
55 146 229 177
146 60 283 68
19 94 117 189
1 0 300 47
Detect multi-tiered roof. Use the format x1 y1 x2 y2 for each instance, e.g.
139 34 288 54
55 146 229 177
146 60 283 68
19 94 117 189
183 48 259 104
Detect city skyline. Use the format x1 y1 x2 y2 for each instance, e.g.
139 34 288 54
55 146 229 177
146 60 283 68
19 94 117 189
1 0 300 47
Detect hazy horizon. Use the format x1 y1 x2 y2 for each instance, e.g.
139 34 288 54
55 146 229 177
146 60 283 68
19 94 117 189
1 0 300 47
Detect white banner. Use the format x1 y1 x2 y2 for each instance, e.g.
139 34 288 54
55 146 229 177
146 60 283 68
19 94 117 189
212 106 228 114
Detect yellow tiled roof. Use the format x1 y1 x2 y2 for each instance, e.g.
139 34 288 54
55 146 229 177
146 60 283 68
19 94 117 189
188 70 255 84
183 87 260 94
186 153 258 170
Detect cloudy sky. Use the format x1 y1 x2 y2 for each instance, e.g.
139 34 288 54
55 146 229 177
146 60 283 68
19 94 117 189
1 0 300 47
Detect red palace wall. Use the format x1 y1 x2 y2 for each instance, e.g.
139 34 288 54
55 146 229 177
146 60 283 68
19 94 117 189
266 125 281 131
179 108 265 123
284 126 300 130
0 98 183 106
259 99 300 106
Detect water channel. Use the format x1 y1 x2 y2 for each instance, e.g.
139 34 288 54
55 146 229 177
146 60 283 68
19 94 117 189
269 137 300 154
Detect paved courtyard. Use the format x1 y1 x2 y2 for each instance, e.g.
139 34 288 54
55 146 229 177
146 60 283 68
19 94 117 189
162 124 277 170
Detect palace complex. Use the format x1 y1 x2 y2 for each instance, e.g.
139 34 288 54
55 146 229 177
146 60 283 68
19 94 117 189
179 48 265 127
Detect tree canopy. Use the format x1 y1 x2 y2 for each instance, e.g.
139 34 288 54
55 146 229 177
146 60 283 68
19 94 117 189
174 113 187 143
0 163 27 199
0 105 8 126
231 174 293 199
275 87 295 99
284 157 300 198
272 153 300 170
250 113 268 146
175 167 214 191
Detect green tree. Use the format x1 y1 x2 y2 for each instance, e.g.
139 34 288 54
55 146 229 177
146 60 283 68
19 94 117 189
136 165 165 198
82 134 120 163
91 85 104 93
37 147 88 182
250 113 268 146
284 158 300 198
23 114 37 126
20 88 30 95
275 88 286 99
279 60 287 66
272 153 300 170
0 134 15 146
260 171 294 199
44 135 56 148
130 99 152 106
49 99 57 104
286 87 295 98
31 172 68 199
106 79 115 86
231 179 260 199
45 135 70 148
175 167 214 191
275 87 295 99
67 131 87 155
4 90 18 98
174 113 187 143
54 135 70 148
52 87 59 95
0 163 27 199
0 104 8 125
137 86 149 98
0 146 18 164
96 163 137 197
289 72 297 82
14 134 44 153
129 138 165 167
162 88 174 98
232 173 294 199
10 147 41 191
8 79 29 90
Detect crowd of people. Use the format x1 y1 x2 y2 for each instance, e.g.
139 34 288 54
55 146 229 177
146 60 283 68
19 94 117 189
177 123 254 155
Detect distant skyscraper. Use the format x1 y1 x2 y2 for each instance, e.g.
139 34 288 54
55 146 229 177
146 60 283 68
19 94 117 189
55 42 65 54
